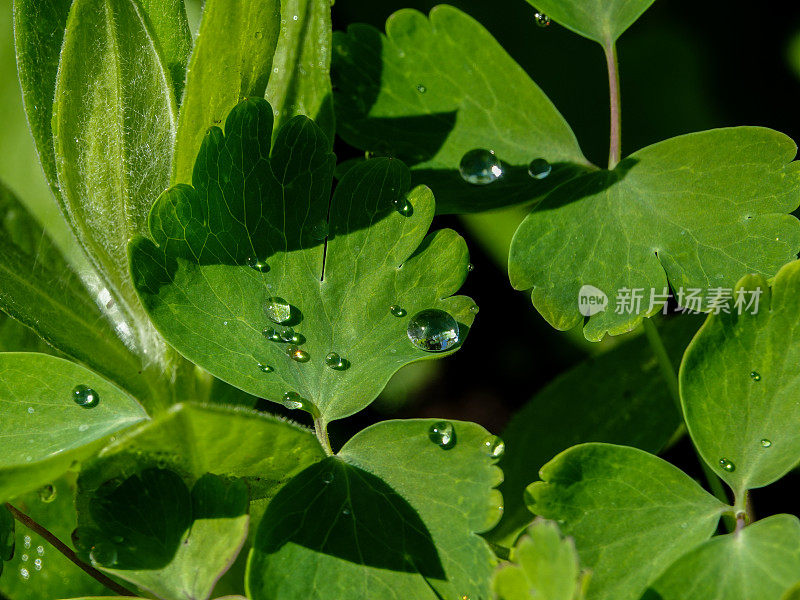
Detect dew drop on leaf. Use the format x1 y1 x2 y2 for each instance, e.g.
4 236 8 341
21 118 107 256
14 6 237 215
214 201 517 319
37 484 56 504
467 263 474 272
281 391 305 410
392 197 413 216
750 370 762 381
287 346 310 362
534 11 551 27
72 385 99 408
246 257 269 272
390 304 407 318
416 83 426 93
262 327 281 342
459 149 504 185
719 458 736 472
254 30 263 39
265 297 291 324
527 158 552 179
279 327 302 344
19 567 29 580
760 438 772 448
483 436 505 459
322 471 334 484
428 421 456 449
325 352 346 370
407 309 459 352
257 363 274 373
89 541 117 566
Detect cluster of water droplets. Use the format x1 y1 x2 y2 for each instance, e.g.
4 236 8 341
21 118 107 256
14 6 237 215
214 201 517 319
17 535 46 581
426 421 506 462
457 149 552 186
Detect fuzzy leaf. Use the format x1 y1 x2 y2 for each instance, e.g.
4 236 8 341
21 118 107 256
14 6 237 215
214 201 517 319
680 260 800 498
0 353 147 501
526 0 656 45
509 128 800 341
331 5 590 214
247 419 502 600
137 0 192 101
527 443 727 600
130 98 475 423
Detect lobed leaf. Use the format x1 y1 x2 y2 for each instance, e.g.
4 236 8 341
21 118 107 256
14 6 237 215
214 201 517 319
680 260 800 498
509 127 800 341
130 98 475 423
247 419 502 600
331 5 590 214
527 443 727 600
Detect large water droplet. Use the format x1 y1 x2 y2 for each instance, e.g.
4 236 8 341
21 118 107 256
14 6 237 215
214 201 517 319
262 327 281 342
246 257 269 272
281 391 309 411
534 11 551 27
484 436 505 459
89 541 117 566
719 458 736 472
760 438 772 448
528 158 552 179
38 484 56 503
265 297 291 324
392 197 413 216
287 346 310 362
257 363 274 373
279 327 303 344
72 385 99 408
325 352 346 370
750 371 762 382
459 149 504 185
390 305 407 318
428 421 456 449
407 309 459 352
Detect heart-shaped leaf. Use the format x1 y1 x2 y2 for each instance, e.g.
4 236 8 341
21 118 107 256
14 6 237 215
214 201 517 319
247 419 502 600
130 98 475 424
331 5 591 214
527 443 727 600
680 260 800 499
643 514 800 600
509 127 800 341
0 353 147 500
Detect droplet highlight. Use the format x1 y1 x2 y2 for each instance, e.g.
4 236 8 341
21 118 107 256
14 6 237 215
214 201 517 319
392 197 413 216
750 371 762 382
246 257 269 272
262 327 281 342
484 436 505 459
265 297 291 324
325 352 346 370
428 421 456 449
534 11 551 27
281 391 308 410
527 158 552 179
287 346 310 362
72 385 99 408
760 439 772 448
390 305 407 318
459 149 504 185
416 83 427 93
719 458 736 472
407 309 460 352
257 363 274 373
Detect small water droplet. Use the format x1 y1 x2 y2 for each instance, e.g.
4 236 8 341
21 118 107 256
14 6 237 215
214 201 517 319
292 14 298 20
21 554 28 562
19 567 29 580
416 83 426 93
484 436 505 459
719 458 736 472
760 438 772 448
325 352 346 370
750 371 761 381
78 424 88 432
323 471 334 484
527 158 552 179
246 257 269 272
262 327 281 342
257 363 274 373
287 346 310 362
36 546 44 556
534 11 551 27
23 536 31 550
459 149 504 185
311 221 329 240
342 505 352 516
38 484 57 503
254 30 263 40
33 558 42 571
428 421 456 449
407 309 459 352
279 327 302 344
392 197 413 216
27 406 34 414
72 385 99 408
281 391 305 410
469 304 479 313
390 305 407 318
467 263 474 272
89 541 117 566
265 297 291 323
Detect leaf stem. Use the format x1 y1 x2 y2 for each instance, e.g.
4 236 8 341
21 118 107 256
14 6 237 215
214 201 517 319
604 41 621 169
4 503 137 597
314 416 333 455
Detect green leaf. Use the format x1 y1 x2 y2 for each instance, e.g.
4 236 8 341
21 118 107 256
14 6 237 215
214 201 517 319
493 316 700 545
0 353 147 500
52 0 177 335
644 514 800 600
0 504 12 577
266 0 334 144
0 477 106 599
130 99 475 423
493 519 586 600
680 260 800 498
137 0 192 102
86 470 248 600
782 582 800 600
526 0 656 46
172 0 282 184
331 5 590 214
509 128 800 341
527 443 727 600
247 419 502 600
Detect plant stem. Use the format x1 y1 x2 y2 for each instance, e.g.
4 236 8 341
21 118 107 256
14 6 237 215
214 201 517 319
605 41 621 169
4 503 136 597
314 415 333 455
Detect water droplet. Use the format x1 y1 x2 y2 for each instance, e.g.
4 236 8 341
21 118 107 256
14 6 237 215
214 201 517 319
27 407 34 414
467 263 474 272
459 149 504 185
23 536 31 549
342 505 352 516
325 352 346 370
390 305 407 318
469 304 479 313
428 421 456 449
392 197 413 216
78 424 88 432
416 83 426 93
21 554 28 562
265 297 291 324
279 327 302 344
750 371 761 381
19 568 29 580
257 363 274 373
89 542 117 566
38 484 57 503
36 546 44 556
33 558 42 571
719 458 736 472
311 221 329 240
246 257 269 272
287 346 310 362
72 385 99 408
484 436 505 459
292 14 298 20
527 158 552 179
262 327 281 342
534 11 551 27
281 391 305 410
760 438 772 448
407 309 460 352
323 471 334 484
